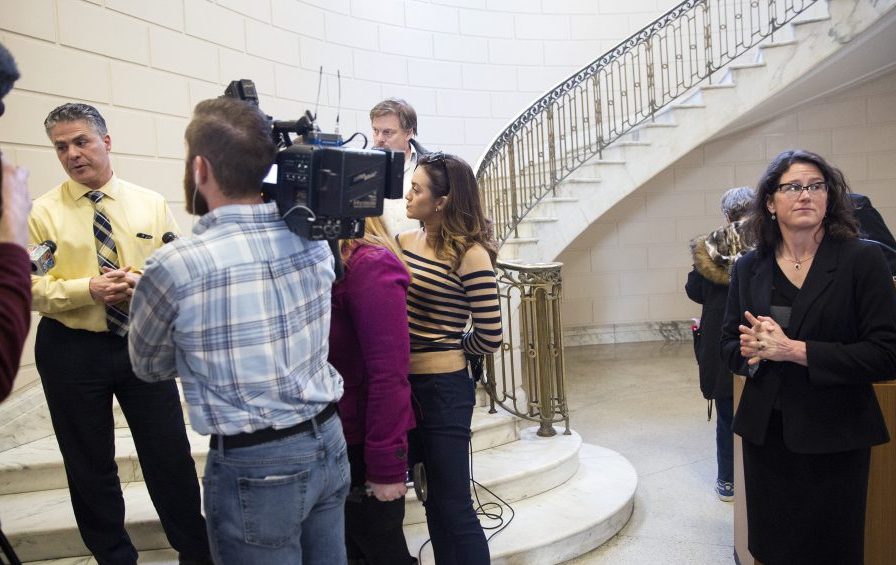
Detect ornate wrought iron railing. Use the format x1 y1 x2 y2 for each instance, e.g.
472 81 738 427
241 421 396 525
475 0 820 245
476 0 823 430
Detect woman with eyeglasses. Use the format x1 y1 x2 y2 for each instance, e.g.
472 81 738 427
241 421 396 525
397 152 501 564
721 149 896 564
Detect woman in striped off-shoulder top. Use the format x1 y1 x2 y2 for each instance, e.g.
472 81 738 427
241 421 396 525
396 152 501 565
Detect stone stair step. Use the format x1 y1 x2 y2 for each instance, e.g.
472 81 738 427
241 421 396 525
403 427 582 525
2 428 583 562
0 407 519 496
3 482 171 562
25 443 635 565
514 217 559 238
27 549 179 564
406 443 637 564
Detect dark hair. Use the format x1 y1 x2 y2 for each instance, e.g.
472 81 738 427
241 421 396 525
44 103 108 137
0 42 20 117
748 149 858 254
417 152 498 269
369 98 418 135
185 98 277 198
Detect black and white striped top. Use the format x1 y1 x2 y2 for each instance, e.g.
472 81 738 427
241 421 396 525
398 230 502 375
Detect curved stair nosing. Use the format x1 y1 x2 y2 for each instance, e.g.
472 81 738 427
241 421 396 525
3 429 585 561
406 443 638 565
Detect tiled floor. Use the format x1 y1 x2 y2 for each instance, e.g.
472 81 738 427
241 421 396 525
562 340 735 564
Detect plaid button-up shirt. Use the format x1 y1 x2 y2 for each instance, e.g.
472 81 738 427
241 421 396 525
129 202 343 435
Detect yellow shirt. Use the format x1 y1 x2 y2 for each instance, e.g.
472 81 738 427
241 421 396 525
29 175 180 332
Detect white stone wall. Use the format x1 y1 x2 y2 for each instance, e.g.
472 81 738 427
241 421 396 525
0 0 670 391
0 0 671 213
559 68 896 335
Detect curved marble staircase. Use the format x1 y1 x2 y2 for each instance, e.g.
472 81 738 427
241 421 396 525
499 0 896 262
0 389 637 564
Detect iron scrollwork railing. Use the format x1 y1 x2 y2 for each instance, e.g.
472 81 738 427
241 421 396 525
475 0 820 245
482 260 570 436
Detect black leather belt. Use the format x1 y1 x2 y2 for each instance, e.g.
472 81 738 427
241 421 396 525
209 403 337 450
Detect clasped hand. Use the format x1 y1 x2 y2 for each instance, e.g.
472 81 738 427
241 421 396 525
90 266 139 304
367 481 407 502
738 311 791 366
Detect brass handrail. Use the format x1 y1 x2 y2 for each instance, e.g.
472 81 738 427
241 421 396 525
483 260 570 436
475 0 819 245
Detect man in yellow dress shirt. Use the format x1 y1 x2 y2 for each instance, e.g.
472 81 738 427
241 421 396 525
28 103 211 565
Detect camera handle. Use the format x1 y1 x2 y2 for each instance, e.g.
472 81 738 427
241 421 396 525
328 239 345 282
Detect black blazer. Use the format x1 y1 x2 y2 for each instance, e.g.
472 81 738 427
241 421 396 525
720 236 896 453
851 193 896 274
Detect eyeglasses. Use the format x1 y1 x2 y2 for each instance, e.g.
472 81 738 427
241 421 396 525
776 181 827 196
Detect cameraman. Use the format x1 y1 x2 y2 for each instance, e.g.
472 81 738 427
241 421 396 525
129 97 349 564
0 42 31 401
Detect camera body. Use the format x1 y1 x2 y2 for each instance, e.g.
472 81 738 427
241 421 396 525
224 79 404 240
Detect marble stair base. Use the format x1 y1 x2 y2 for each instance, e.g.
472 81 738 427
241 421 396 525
404 427 582 525
22 444 637 565
1 428 581 561
406 444 637 565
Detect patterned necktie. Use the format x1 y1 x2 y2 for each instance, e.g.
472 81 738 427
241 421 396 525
86 190 129 336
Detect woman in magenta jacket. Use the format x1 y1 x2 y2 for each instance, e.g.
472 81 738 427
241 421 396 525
328 215 417 565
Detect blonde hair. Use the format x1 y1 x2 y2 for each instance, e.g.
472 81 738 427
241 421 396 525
339 215 410 275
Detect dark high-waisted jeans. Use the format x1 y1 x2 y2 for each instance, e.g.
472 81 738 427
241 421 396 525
408 368 489 565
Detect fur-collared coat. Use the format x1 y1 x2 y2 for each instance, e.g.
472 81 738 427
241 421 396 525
685 221 749 400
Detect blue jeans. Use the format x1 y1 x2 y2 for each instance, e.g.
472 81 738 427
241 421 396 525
203 413 351 565
408 369 489 565
715 396 734 484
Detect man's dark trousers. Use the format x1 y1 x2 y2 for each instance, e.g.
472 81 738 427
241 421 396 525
36 317 210 564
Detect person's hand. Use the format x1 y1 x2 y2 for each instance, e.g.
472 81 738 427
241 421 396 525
739 311 803 366
90 266 133 304
102 265 140 295
368 481 407 502
738 310 765 365
0 154 31 248
750 314 796 362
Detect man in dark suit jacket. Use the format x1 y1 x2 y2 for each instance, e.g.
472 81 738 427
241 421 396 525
850 193 896 274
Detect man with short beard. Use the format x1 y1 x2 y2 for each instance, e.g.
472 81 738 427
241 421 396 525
29 102 211 564
129 97 348 564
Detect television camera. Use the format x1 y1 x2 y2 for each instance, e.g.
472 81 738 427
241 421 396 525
223 79 404 241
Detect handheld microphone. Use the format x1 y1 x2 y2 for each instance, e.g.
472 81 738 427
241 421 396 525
29 240 57 275
162 232 178 244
